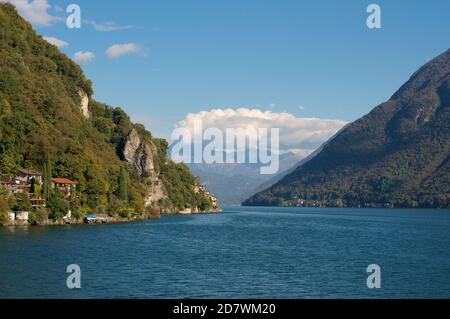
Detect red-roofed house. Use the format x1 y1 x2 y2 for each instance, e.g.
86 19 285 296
52 178 76 198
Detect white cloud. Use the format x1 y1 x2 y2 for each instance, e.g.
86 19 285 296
53 4 64 13
175 108 348 155
73 51 95 64
105 43 141 59
84 20 135 32
43 36 68 48
1 0 56 25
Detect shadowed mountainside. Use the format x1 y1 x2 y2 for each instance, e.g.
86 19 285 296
244 49 450 208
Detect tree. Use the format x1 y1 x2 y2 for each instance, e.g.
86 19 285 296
0 152 17 175
0 196 10 225
47 191 69 220
43 158 52 199
30 177 40 195
106 194 123 217
34 208 48 225
12 192 31 212
118 164 128 203
28 211 37 225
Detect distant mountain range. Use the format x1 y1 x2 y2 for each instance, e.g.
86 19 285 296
244 49 450 209
188 152 304 205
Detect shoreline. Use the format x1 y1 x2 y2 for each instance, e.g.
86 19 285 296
1 209 222 228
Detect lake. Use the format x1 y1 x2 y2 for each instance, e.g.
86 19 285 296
0 206 449 298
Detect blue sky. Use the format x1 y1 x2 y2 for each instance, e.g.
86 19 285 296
8 0 450 138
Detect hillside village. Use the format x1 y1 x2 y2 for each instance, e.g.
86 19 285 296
0 3 220 227
0 167 219 226
0 168 77 225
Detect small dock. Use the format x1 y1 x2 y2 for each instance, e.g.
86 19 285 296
83 215 108 224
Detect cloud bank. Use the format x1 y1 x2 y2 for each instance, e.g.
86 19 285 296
84 20 135 32
43 36 68 48
1 0 56 25
73 51 95 64
175 108 348 156
105 43 141 59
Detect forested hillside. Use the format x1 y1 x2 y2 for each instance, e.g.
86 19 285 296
244 49 450 208
0 3 215 220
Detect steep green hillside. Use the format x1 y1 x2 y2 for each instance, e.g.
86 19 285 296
244 49 450 208
0 3 214 216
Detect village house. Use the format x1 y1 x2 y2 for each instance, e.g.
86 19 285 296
15 211 29 221
16 168 43 185
1 169 78 224
194 183 219 210
0 176 30 194
51 178 76 198
296 198 305 206
205 191 218 208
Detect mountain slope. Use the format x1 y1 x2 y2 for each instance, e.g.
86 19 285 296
0 3 216 216
188 152 304 205
244 49 450 208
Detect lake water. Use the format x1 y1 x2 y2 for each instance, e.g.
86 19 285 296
0 206 449 298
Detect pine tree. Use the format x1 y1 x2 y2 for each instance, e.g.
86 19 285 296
43 158 52 200
118 164 128 203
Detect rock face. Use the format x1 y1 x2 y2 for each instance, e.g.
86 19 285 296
78 90 90 119
121 128 220 212
123 129 154 177
122 129 167 206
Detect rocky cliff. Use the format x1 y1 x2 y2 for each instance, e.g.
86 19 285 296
122 128 166 208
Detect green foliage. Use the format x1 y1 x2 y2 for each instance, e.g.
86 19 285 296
28 211 37 225
119 207 135 219
0 4 216 217
42 159 51 199
34 208 48 224
0 194 10 225
118 164 128 203
47 191 69 220
153 138 212 211
30 177 40 194
12 192 30 212
105 195 123 216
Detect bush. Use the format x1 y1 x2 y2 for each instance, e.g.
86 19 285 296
47 192 69 220
35 209 48 224
0 198 9 225
28 211 37 225
12 192 30 212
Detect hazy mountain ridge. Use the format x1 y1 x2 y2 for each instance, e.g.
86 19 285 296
244 49 450 208
188 152 304 205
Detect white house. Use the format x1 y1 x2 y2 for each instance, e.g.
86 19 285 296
15 211 29 221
